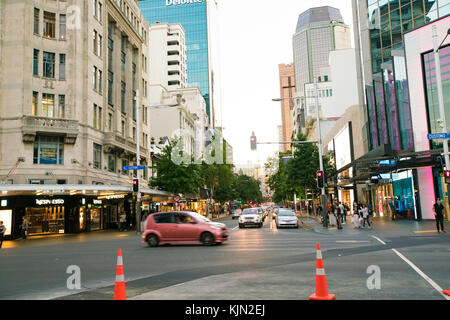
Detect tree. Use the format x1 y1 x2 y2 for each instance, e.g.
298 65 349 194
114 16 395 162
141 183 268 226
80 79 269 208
150 140 203 196
265 152 294 204
234 174 264 204
285 133 335 196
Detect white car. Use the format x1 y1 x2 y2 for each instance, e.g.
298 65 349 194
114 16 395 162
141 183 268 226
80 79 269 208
232 209 242 219
276 209 299 228
239 208 263 228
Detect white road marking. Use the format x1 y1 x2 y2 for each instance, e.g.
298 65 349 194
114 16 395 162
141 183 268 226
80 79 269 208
371 235 387 245
336 240 371 243
391 248 450 300
370 235 449 300
231 226 239 231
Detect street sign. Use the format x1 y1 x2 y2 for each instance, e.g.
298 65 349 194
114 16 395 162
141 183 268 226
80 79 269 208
427 133 450 140
174 195 181 203
122 165 146 171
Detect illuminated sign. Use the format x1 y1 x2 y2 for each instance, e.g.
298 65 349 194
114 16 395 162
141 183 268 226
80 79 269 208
105 195 126 200
93 200 102 205
1 200 7 207
0 210 13 236
166 0 205 6
36 199 65 205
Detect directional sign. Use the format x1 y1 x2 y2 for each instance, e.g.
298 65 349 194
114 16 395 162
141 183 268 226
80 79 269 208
122 165 146 171
427 133 450 140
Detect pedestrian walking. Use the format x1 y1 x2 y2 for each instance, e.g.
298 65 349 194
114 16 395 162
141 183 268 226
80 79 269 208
0 221 6 248
119 211 127 231
362 205 371 228
20 216 29 239
339 202 346 225
335 201 343 229
432 198 446 233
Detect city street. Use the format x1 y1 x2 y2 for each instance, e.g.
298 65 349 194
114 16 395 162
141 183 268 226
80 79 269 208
1 212 449 300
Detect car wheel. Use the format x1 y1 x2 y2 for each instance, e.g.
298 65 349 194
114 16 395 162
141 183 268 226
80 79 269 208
201 232 215 246
147 234 159 247
239 224 243 228
259 223 263 228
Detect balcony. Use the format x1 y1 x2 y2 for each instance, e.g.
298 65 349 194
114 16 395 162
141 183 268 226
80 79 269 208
103 132 149 161
22 116 79 144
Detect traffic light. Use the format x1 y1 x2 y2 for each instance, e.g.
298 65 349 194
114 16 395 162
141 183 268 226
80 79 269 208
250 134 257 151
317 171 324 189
133 178 139 192
445 170 450 184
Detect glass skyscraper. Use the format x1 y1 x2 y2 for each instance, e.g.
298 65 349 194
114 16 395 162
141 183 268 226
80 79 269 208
139 0 214 120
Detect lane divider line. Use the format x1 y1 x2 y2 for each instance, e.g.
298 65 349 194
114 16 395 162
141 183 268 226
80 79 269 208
371 235 387 245
370 235 449 300
391 248 450 301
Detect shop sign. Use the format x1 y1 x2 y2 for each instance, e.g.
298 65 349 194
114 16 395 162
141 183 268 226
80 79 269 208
105 195 125 200
1 200 7 207
93 200 102 205
36 199 65 205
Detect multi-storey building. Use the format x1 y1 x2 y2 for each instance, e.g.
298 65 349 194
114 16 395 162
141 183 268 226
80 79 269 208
0 0 171 239
148 22 187 90
278 63 295 152
352 0 449 220
293 6 352 96
139 0 220 127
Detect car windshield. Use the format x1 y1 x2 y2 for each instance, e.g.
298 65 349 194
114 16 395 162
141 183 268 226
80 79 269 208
278 210 295 216
187 212 211 222
242 209 258 215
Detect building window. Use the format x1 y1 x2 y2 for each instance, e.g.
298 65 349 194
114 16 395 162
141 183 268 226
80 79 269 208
60 14 66 39
93 104 102 130
108 112 113 131
59 54 66 80
132 91 136 121
324 75 329 82
98 69 103 93
43 52 55 78
93 143 102 169
97 34 102 57
32 91 38 116
43 11 56 38
34 8 40 35
108 71 114 106
142 106 148 124
98 106 102 130
33 49 39 76
33 136 64 165
121 159 128 175
93 30 98 55
121 81 126 114
108 154 115 172
58 95 65 118
121 120 125 136
98 2 102 22
93 66 98 90
132 127 136 141
42 93 54 117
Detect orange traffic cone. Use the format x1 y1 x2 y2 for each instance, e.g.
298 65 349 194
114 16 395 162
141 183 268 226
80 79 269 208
309 243 336 300
444 290 450 296
113 249 126 300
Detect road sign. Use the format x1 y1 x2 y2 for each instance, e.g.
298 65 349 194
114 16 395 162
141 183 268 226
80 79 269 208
173 195 181 203
427 133 450 140
122 165 146 171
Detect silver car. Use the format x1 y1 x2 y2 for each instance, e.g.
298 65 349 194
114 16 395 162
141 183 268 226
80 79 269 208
276 209 299 228
239 208 263 228
232 209 242 219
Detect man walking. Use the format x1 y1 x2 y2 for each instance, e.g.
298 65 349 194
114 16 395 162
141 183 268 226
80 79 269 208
339 202 346 225
433 198 446 233
0 221 6 248
20 216 29 239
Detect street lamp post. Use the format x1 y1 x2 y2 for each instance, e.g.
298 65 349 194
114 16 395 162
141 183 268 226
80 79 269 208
433 26 450 170
313 79 328 228
135 90 142 233
272 86 328 226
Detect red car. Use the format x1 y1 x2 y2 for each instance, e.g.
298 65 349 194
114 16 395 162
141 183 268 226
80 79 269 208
142 211 229 247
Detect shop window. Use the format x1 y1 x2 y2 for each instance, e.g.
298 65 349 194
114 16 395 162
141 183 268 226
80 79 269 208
33 136 64 165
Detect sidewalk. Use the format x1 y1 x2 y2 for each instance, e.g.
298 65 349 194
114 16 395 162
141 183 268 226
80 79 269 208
299 215 450 237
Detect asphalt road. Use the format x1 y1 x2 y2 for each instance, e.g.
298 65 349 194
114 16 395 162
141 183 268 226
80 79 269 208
0 212 449 300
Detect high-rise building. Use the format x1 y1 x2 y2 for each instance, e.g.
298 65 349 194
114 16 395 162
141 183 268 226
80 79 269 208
148 22 187 90
278 63 295 151
293 6 352 96
139 0 220 126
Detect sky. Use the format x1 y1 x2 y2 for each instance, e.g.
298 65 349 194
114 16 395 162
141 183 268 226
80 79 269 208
216 0 355 168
